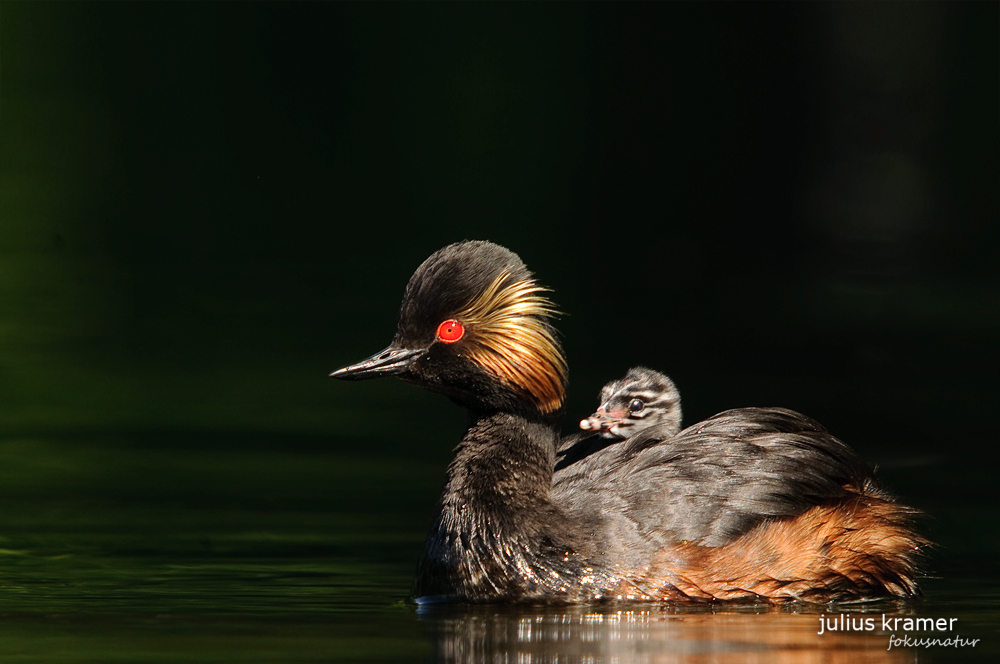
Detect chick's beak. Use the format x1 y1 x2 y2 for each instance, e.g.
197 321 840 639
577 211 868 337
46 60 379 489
580 407 608 431
579 407 624 435
330 345 427 381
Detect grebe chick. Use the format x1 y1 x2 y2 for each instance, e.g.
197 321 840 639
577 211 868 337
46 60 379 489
579 366 682 439
333 241 926 603
557 366 681 471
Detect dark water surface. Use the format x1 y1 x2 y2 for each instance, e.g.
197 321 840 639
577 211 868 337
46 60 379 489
0 434 996 663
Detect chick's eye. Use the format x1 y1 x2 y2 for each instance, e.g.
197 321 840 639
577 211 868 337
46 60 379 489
436 319 464 343
628 399 644 413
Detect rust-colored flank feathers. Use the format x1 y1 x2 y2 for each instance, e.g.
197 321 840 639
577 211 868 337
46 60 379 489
456 269 567 414
639 490 928 601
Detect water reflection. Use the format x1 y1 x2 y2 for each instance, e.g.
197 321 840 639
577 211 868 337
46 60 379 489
418 603 920 664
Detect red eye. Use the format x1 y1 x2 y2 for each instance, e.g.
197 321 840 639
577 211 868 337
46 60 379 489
436 319 464 343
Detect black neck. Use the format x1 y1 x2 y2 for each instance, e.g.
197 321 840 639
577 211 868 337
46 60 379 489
413 410 589 602
447 411 558 506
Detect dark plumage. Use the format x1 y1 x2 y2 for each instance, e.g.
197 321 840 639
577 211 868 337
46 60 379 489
333 241 927 603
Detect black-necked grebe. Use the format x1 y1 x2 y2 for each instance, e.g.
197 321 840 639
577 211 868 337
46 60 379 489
557 366 681 475
579 366 682 439
332 240 926 603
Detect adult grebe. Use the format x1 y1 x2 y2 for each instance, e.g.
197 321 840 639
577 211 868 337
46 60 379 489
333 241 925 603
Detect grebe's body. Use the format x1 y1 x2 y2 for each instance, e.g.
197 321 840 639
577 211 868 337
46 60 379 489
333 241 925 603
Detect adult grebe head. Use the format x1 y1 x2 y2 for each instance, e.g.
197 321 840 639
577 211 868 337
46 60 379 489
332 240 568 416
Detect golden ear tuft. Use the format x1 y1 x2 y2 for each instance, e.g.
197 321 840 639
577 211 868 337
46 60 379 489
456 270 567 413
